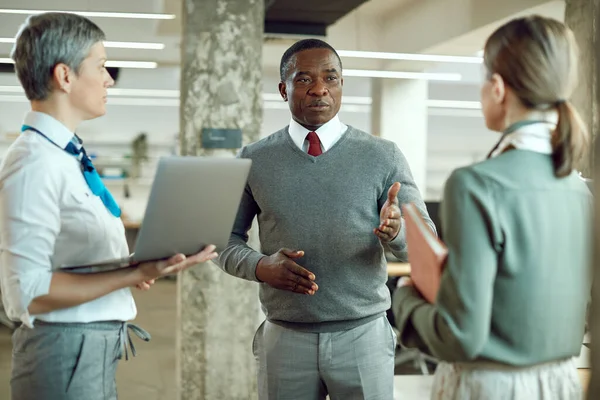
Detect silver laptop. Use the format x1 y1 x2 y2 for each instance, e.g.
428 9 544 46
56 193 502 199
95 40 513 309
62 156 251 272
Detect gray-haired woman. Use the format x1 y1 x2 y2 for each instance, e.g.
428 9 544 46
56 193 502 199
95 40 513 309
0 12 217 400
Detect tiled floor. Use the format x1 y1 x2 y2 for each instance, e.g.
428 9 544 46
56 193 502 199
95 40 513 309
0 280 589 399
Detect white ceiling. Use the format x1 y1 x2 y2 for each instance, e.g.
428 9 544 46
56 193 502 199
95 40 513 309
357 0 415 17
0 0 421 70
425 0 566 56
0 0 181 64
0 0 564 78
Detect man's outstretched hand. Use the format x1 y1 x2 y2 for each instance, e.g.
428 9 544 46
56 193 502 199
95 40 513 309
375 182 402 242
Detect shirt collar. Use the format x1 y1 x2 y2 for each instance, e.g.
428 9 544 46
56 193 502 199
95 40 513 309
488 111 559 158
288 114 344 152
489 122 556 158
22 111 75 149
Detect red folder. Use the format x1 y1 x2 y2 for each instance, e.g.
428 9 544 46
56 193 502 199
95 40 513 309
402 203 448 303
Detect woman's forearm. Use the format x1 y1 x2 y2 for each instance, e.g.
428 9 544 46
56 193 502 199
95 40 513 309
28 267 143 315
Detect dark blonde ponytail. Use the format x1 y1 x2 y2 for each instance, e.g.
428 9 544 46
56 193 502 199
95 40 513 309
483 16 590 177
553 101 588 177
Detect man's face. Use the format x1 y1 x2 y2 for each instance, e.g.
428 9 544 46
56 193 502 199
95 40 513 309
279 48 343 131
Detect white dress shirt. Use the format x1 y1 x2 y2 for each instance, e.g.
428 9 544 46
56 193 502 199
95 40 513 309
288 114 348 153
0 111 136 327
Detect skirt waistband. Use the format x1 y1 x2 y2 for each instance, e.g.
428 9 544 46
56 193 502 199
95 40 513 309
450 357 574 372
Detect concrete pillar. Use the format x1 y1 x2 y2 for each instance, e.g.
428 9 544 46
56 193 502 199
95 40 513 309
370 78 382 137
565 0 599 174
376 79 429 197
584 1 600 397
590 117 600 400
177 0 264 399
567 2 600 398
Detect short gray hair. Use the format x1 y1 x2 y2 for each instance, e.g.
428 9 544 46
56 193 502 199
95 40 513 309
11 12 106 101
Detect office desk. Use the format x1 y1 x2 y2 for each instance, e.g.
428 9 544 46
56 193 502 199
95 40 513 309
387 262 411 277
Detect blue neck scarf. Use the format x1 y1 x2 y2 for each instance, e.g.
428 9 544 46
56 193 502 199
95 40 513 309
21 125 121 218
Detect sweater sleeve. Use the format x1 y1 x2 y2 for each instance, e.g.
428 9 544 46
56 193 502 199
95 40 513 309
391 167 500 361
215 147 264 282
382 144 436 260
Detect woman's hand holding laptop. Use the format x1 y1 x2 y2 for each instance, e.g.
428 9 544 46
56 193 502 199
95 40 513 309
133 244 218 290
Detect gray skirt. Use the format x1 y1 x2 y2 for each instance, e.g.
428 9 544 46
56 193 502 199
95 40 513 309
10 320 150 400
431 358 582 400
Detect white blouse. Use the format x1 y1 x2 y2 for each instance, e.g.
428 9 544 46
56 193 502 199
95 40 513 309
0 111 136 327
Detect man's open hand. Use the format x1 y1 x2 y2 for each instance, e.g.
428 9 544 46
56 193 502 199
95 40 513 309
255 249 318 295
375 182 402 242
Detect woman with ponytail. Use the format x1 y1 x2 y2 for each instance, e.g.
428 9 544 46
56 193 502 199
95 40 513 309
392 15 591 399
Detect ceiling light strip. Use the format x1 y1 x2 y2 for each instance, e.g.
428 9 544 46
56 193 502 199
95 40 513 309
0 86 374 104
105 61 157 69
107 88 179 97
0 58 158 69
427 100 481 109
0 9 175 20
338 50 482 64
0 38 165 50
0 58 460 78
261 93 371 104
105 41 165 50
0 93 479 112
428 108 483 118
344 69 462 81
0 86 23 93
0 94 370 110
0 87 480 108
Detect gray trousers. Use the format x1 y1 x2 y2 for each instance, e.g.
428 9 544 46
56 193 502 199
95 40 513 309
253 316 396 400
11 320 150 400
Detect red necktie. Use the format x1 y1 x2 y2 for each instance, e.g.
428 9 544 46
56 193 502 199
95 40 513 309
306 131 323 156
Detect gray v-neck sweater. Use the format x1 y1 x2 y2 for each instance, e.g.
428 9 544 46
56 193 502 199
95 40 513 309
217 126 434 332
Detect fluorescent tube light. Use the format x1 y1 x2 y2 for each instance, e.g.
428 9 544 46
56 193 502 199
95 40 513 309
0 86 182 98
104 61 157 69
261 93 371 105
0 38 165 50
428 108 483 118
0 95 27 102
0 86 479 111
344 69 462 81
108 89 179 97
0 9 175 20
427 100 482 109
0 86 23 93
0 58 158 69
338 50 482 64
103 41 165 50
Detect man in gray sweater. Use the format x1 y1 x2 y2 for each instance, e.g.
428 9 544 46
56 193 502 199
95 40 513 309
217 39 434 399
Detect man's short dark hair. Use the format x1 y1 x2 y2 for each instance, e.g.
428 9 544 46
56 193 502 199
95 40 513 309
279 39 343 81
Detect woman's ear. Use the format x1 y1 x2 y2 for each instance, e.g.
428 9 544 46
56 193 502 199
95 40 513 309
490 73 506 105
52 63 73 94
